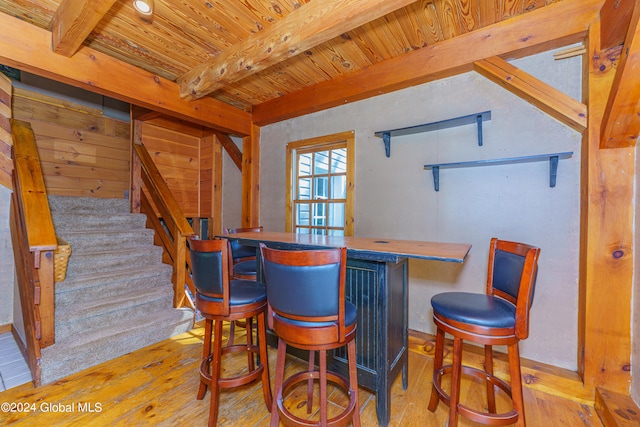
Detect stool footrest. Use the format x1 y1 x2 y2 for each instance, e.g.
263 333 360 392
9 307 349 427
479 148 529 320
199 351 265 390
276 370 358 427
433 364 519 426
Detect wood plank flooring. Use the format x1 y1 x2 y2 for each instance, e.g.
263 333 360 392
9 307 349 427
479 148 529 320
0 323 602 426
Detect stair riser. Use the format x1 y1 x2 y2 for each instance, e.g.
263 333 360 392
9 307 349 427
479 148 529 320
55 293 175 342
48 196 129 214
64 248 164 279
55 272 172 306
61 230 156 252
53 215 148 231
55 264 173 292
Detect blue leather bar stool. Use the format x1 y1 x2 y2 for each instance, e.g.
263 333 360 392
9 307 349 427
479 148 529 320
188 236 272 427
224 226 263 346
224 226 263 280
428 238 540 427
260 244 361 427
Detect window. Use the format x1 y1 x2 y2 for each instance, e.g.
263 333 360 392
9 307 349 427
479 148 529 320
286 131 354 236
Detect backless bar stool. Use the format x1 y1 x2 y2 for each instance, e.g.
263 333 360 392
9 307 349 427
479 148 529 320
188 236 272 427
260 244 361 427
428 238 540 427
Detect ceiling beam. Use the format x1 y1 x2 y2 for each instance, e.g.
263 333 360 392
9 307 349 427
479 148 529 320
0 11 252 136
216 134 243 170
252 0 605 126
474 56 587 133
600 0 640 148
51 0 118 57
600 0 635 49
178 0 416 101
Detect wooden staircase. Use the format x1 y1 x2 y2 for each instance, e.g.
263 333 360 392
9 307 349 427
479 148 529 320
39 195 194 385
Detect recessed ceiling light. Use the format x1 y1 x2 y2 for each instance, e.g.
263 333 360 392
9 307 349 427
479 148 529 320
133 0 154 16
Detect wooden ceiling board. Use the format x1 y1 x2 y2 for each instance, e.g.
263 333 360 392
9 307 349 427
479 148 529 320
500 0 525 20
477 0 500 27
435 0 462 39
0 0 58 28
454 0 481 34
410 1 446 45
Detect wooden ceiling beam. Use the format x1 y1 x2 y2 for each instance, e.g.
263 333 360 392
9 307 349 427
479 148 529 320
216 134 243 170
0 12 252 136
178 0 416 101
600 0 640 148
600 0 635 49
51 0 118 57
474 57 587 133
252 0 604 126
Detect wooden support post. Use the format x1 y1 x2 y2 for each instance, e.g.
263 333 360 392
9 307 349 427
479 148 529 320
241 124 260 227
579 21 634 394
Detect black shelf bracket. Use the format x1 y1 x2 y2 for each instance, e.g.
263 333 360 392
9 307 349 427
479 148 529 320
375 111 491 157
423 152 573 191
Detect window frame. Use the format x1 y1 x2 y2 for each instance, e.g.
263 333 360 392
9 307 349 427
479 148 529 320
285 131 355 236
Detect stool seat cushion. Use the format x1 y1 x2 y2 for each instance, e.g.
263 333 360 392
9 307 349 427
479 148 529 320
431 292 516 329
233 259 258 277
274 301 358 328
198 280 266 305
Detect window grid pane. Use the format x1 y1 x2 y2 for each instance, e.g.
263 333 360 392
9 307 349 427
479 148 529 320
293 144 347 235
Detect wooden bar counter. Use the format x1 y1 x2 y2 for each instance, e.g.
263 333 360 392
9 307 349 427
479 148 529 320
219 231 471 426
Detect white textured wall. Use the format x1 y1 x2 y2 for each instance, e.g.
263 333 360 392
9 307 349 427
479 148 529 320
222 137 244 230
259 48 582 370
0 185 14 326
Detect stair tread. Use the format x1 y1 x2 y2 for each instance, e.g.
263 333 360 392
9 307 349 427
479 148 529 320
56 264 172 290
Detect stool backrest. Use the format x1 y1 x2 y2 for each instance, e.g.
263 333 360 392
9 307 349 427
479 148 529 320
486 238 541 339
259 244 348 340
188 236 232 314
224 226 263 261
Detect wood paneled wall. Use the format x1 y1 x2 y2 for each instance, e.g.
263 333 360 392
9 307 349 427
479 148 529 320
0 74 12 189
11 87 130 198
139 121 201 217
137 116 223 227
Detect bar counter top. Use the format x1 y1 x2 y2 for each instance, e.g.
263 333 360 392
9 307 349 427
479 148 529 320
224 230 471 263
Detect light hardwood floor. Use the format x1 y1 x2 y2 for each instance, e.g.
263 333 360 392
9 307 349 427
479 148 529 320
0 323 602 426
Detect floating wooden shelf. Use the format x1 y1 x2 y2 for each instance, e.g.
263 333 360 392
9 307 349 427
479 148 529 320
423 151 573 191
375 111 491 157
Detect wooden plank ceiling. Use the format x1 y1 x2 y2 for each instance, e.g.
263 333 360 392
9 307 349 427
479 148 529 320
0 0 636 144
0 1 564 109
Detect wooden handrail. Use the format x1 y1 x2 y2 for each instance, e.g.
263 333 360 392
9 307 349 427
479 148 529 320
11 120 57 253
132 143 195 307
10 119 58 386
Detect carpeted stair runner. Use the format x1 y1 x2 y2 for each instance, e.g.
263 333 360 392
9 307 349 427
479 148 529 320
40 195 194 385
